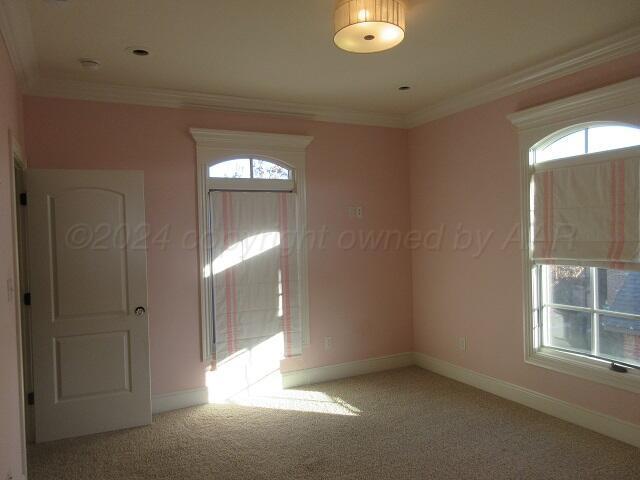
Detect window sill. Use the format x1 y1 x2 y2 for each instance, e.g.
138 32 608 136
526 348 640 394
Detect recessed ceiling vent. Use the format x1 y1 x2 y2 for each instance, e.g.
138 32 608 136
126 47 151 57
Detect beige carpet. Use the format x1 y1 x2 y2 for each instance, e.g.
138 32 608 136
28 367 640 480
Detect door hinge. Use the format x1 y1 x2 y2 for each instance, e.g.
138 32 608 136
23 292 31 306
19 192 27 206
27 392 34 405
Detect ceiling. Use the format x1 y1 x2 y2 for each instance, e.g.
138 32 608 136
25 0 640 116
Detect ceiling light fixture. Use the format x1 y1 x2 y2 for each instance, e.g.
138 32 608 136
334 0 406 54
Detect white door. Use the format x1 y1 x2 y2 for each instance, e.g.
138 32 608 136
26 169 151 442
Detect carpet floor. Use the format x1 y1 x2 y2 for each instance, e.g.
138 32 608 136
27 367 640 479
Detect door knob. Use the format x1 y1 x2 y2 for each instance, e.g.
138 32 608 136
134 306 146 317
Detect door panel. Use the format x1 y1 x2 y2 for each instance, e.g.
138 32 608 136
50 189 129 319
27 169 151 442
55 331 131 400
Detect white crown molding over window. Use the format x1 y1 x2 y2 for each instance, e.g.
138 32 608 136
190 128 314 152
407 26 640 127
509 77 640 151
0 0 38 87
509 78 640 394
508 77 640 132
191 128 313 362
1 6 639 128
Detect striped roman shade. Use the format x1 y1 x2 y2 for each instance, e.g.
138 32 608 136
532 152 640 269
211 191 302 362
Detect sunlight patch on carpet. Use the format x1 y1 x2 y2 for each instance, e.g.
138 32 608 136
205 333 360 416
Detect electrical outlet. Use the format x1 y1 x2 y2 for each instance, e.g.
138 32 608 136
347 206 363 219
458 337 467 351
324 336 333 351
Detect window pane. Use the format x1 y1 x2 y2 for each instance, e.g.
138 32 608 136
597 268 640 315
544 307 592 354
536 130 585 162
209 159 251 178
588 125 640 154
599 315 640 367
545 265 592 308
252 159 290 179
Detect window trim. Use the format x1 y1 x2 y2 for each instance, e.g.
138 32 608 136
509 78 640 393
191 128 314 362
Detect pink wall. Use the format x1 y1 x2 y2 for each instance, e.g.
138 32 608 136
409 53 640 426
23 97 414 395
0 36 24 478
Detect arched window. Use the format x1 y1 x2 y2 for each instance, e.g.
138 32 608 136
192 129 312 365
209 158 292 180
207 157 295 193
533 123 640 163
528 122 640 372
511 81 640 392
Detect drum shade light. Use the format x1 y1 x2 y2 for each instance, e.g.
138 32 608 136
334 0 406 53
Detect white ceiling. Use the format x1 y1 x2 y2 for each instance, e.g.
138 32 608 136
26 0 640 116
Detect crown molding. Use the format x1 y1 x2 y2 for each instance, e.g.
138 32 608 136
508 77 640 131
190 128 314 152
4 4 639 130
26 77 408 129
406 26 640 128
0 0 38 88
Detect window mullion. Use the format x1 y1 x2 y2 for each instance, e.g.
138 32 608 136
538 265 545 349
591 267 599 357
584 127 589 154
541 265 550 347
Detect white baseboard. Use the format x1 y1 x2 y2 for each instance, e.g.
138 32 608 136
151 387 209 414
281 352 414 389
150 353 413 414
413 352 640 449
149 351 639 450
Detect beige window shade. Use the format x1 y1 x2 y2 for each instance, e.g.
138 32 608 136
211 191 302 362
532 153 640 269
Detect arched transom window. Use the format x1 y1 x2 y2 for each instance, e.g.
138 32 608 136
209 158 292 180
533 123 640 163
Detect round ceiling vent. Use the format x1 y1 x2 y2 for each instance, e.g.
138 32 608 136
126 46 151 56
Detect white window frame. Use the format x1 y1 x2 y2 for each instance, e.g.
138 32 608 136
509 78 640 393
191 128 313 362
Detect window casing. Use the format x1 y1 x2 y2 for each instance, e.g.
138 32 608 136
191 129 313 362
510 78 640 393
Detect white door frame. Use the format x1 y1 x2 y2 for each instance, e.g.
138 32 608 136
8 130 28 479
